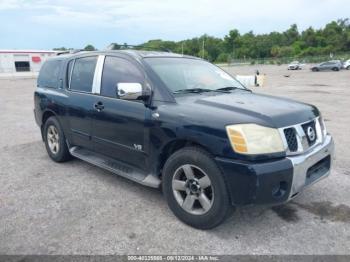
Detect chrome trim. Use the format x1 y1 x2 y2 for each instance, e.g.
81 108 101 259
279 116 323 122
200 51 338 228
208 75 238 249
92 55 105 94
68 59 75 90
287 134 334 200
278 117 326 156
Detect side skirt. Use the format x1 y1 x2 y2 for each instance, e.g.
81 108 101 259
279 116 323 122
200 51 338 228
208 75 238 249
69 146 161 188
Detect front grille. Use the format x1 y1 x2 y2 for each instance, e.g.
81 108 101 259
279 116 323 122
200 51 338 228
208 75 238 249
302 120 317 146
284 128 298 152
282 117 323 155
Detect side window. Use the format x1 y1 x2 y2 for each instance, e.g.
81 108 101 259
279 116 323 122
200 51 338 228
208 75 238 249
101 56 144 98
70 56 98 92
38 60 62 88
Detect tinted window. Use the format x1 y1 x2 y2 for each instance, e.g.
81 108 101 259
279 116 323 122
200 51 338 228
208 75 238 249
70 56 97 92
101 56 144 98
38 60 62 88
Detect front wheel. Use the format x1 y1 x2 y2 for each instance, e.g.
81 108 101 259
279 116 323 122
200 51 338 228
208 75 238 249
162 147 233 229
332 67 339 71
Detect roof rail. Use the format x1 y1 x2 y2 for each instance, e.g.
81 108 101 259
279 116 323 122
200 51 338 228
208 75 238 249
56 49 85 56
106 44 172 53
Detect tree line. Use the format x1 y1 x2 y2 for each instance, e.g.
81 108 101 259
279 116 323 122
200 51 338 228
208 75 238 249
54 18 350 63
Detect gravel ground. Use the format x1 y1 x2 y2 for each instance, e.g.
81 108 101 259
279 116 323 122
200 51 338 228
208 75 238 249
1 65 350 255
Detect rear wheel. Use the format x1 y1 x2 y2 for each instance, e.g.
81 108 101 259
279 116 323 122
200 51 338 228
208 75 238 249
346 66 350 70
44 116 71 162
312 68 319 72
332 67 339 71
162 147 233 229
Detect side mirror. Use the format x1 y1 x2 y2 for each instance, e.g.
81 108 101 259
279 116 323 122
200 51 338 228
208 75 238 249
117 83 144 101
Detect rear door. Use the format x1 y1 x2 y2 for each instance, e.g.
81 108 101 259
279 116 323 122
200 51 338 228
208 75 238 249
321 62 331 71
91 55 148 170
65 55 100 150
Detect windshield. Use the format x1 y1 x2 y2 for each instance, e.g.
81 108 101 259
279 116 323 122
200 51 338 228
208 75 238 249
144 57 246 93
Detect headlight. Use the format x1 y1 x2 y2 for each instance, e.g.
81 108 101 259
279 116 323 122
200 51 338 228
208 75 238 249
226 124 285 155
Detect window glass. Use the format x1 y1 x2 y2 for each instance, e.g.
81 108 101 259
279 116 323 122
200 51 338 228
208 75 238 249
101 56 144 98
70 56 97 92
38 60 62 88
144 58 245 93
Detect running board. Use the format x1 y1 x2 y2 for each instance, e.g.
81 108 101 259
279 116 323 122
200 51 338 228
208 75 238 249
69 146 161 188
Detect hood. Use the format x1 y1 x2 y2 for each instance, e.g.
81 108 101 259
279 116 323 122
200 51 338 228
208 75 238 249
176 91 319 128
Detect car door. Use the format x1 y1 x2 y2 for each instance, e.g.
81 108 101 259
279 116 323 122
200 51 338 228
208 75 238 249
91 55 148 170
326 62 333 70
319 62 326 71
65 55 99 150
323 62 332 71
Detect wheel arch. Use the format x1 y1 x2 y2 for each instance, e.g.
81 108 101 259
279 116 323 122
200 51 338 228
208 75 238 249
40 110 59 141
157 139 213 177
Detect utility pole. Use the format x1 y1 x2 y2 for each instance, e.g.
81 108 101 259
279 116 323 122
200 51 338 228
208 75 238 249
232 42 234 58
202 39 205 59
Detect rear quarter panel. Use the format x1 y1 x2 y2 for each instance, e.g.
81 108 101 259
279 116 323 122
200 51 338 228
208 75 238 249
34 87 71 140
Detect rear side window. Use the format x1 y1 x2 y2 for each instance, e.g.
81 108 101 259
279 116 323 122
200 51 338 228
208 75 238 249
70 56 98 92
101 56 144 98
38 60 62 88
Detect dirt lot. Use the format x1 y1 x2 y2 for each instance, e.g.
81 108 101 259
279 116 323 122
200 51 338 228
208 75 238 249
1 65 350 255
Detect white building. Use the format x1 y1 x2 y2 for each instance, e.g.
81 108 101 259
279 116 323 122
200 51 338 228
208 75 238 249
0 50 57 74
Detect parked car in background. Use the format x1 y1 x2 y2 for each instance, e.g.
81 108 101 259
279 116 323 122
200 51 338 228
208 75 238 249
288 61 302 70
311 60 342 71
343 59 350 70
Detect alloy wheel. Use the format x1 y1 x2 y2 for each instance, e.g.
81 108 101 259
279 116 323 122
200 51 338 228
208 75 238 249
47 125 60 154
172 164 214 215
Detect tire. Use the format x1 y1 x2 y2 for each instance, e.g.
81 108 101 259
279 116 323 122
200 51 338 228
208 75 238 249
332 67 339 71
312 68 319 72
162 147 233 229
346 66 350 70
43 116 71 162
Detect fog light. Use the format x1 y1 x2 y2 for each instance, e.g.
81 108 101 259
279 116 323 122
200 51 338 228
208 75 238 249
272 181 287 198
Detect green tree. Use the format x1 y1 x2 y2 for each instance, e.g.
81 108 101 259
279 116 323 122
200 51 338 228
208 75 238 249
109 43 121 50
271 45 280 57
53 47 68 51
284 24 299 45
105 18 350 61
84 44 96 51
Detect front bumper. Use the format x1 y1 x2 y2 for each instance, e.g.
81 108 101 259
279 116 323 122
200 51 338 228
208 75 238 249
215 134 334 206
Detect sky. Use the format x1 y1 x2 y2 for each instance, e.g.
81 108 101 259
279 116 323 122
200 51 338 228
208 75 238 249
0 0 349 50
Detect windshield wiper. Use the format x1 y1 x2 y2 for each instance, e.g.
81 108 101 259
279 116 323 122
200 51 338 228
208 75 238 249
173 88 229 94
216 86 252 92
173 88 211 94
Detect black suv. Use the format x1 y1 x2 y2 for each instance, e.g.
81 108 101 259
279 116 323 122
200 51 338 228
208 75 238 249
34 50 334 229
